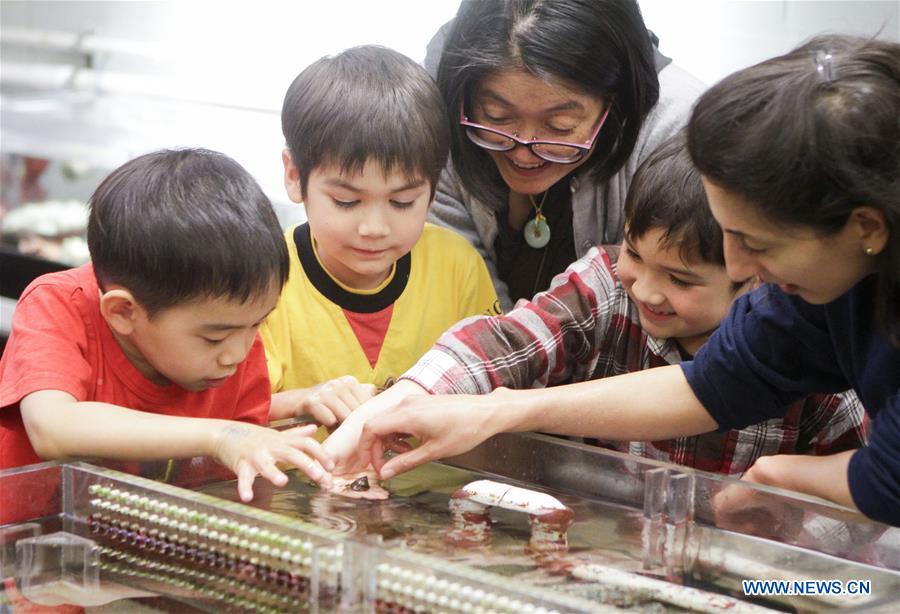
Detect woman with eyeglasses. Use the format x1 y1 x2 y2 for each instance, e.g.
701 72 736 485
426 0 705 310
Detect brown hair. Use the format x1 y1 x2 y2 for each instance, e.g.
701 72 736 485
688 35 900 345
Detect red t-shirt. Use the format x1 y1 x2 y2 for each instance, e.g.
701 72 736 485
0 264 272 470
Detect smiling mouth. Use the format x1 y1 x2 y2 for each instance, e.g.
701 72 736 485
507 158 548 171
640 303 675 320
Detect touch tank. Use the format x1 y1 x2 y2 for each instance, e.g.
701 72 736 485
1 432 897 612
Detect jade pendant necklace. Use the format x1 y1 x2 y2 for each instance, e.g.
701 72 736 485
524 191 551 249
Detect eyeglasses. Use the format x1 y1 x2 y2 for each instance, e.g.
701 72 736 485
459 100 612 164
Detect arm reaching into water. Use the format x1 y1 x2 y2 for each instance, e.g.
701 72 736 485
354 365 718 479
330 364 866 520
20 390 335 503
741 452 855 508
711 451 858 538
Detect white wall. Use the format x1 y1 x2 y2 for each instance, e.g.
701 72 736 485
640 0 898 85
0 0 462 222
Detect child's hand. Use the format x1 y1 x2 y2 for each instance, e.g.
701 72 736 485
269 376 377 426
302 375 377 427
212 422 334 502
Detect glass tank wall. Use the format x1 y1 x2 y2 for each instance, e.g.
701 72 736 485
1 433 898 612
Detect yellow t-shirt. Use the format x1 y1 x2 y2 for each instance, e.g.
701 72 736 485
260 223 500 391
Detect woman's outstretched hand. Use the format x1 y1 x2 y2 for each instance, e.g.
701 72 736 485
357 388 515 479
323 379 428 474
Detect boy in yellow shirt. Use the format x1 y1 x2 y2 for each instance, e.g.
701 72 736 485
261 46 499 425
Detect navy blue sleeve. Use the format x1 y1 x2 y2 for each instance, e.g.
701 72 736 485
847 392 900 525
681 285 850 431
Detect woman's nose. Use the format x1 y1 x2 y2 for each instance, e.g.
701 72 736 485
723 235 761 282
508 140 544 165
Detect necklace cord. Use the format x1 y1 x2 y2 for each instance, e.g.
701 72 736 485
528 190 549 218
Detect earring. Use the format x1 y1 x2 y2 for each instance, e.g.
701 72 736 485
865 247 875 256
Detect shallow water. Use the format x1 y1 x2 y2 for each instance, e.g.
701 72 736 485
196 464 751 610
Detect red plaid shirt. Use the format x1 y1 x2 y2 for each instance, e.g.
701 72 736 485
402 247 867 475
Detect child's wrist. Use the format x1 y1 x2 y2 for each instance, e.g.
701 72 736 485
207 420 238 459
295 386 319 414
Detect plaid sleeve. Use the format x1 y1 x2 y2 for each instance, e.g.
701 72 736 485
402 247 623 394
647 390 868 476
794 390 869 455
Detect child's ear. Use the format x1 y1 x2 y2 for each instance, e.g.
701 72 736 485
850 206 888 255
99 289 141 335
282 149 304 204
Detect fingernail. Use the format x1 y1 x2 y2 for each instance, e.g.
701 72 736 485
325 459 335 470
381 468 395 480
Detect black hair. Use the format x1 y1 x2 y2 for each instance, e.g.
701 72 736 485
87 148 289 316
282 45 449 198
437 0 660 210
688 34 900 345
625 131 730 271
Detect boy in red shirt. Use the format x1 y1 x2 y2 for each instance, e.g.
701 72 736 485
0 149 333 512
